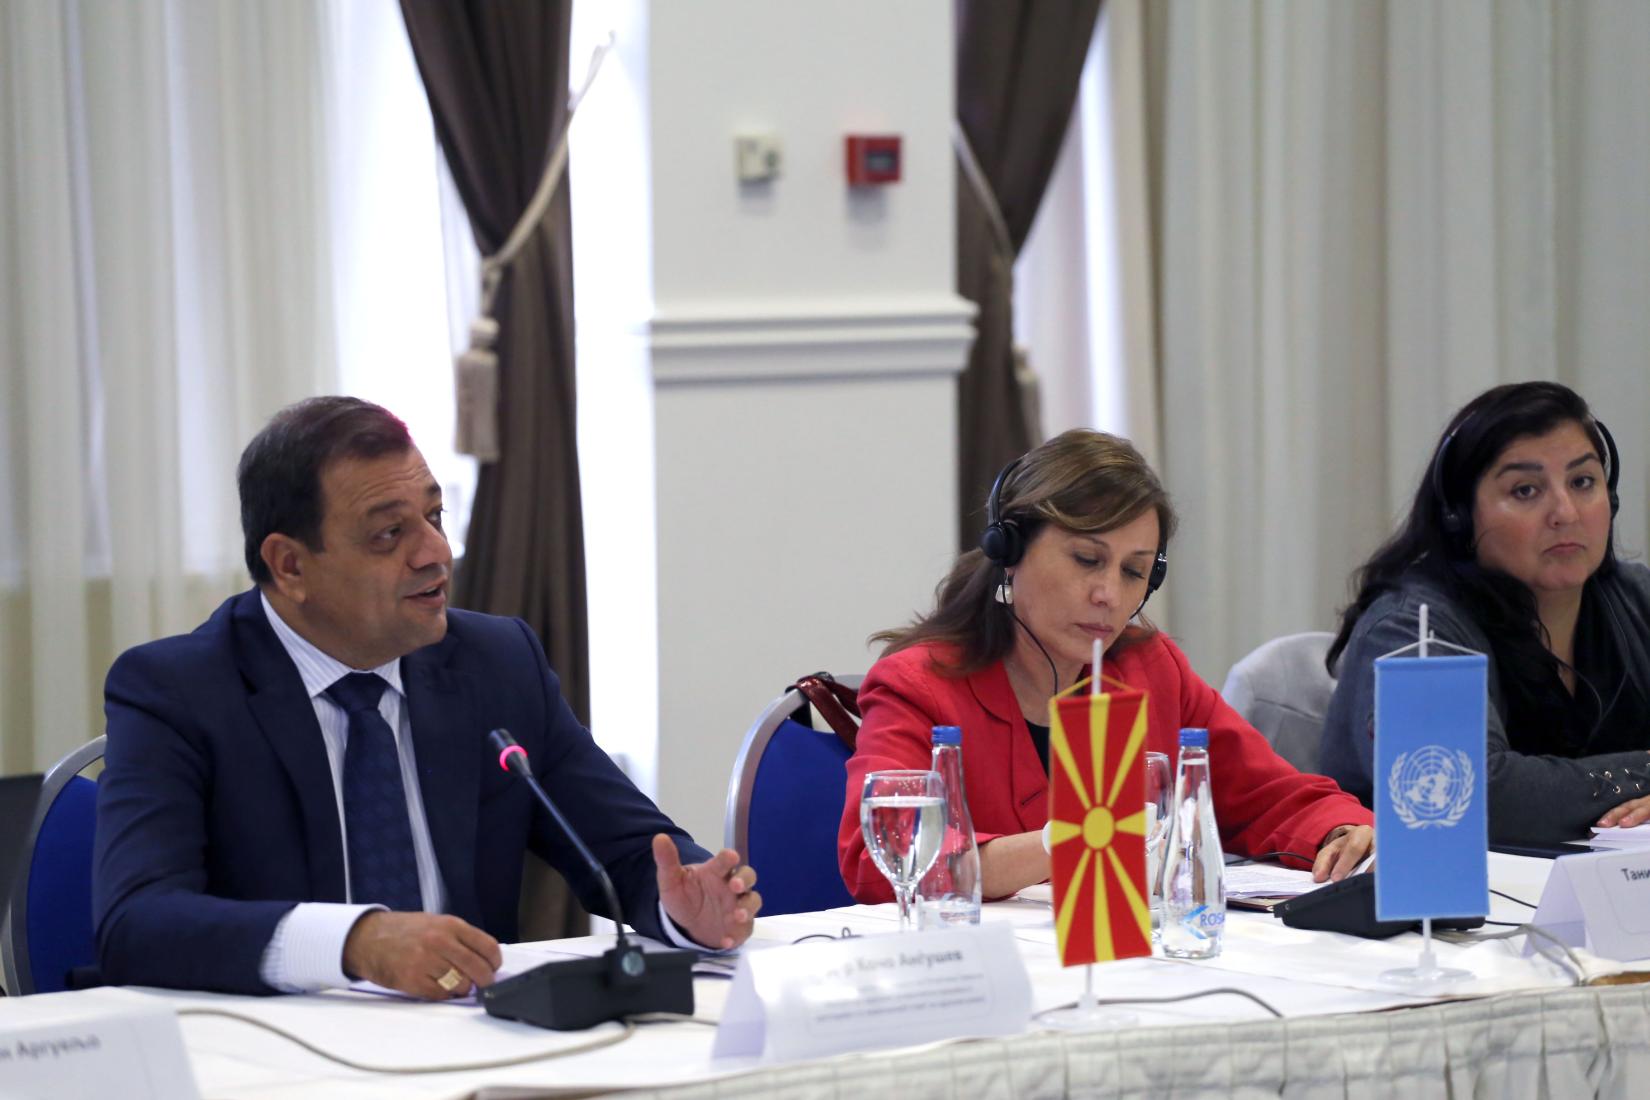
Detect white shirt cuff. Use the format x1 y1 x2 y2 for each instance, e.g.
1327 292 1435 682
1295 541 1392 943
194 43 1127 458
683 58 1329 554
656 900 736 955
259 903 384 993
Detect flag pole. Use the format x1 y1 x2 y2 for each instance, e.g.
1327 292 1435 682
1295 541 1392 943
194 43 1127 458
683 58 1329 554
1072 638 1103 1017
1381 601 1462 986
1414 605 1439 976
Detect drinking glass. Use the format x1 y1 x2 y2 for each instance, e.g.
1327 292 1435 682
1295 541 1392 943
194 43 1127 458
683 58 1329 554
860 770 946 930
1144 751 1172 933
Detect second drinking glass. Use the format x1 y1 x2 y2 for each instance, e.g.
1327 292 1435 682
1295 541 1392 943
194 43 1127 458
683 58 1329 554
859 770 946 931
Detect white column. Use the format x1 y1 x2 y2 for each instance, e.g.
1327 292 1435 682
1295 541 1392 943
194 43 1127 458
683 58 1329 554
572 0 972 846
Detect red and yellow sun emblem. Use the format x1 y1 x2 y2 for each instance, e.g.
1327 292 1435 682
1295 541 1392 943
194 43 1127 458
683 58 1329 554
1047 678 1151 966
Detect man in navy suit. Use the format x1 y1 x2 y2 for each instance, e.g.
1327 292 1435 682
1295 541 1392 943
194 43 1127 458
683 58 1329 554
94 397 760 998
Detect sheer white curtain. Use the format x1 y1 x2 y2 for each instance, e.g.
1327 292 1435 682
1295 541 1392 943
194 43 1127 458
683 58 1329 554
1139 0 1650 683
325 0 477 558
1140 0 1391 683
1014 4 1162 466
1 0 340 772
1012 0 1166 617
1014 0 1650 684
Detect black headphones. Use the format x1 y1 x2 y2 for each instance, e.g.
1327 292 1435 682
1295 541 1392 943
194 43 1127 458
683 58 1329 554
980 457 1169 598
1432 412 1621 544
980 458 1029 567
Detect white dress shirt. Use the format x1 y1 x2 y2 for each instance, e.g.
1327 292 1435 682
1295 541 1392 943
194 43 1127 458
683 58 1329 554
257 593 446 991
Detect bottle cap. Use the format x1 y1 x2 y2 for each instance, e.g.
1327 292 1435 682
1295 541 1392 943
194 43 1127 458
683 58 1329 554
1178 727 1209 748
931 725 962 746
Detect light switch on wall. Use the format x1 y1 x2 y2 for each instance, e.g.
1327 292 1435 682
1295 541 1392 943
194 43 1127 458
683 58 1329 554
734 133 782 183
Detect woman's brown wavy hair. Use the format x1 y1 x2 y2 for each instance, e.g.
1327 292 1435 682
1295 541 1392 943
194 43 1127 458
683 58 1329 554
873 429 1178 676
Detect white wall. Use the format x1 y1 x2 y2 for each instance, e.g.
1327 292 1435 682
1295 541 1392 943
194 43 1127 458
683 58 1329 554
573 0 973 847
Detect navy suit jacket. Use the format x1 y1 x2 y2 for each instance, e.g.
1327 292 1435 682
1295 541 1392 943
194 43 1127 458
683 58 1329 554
93 589 709 995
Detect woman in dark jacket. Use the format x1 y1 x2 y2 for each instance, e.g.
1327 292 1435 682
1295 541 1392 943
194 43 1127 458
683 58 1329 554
1322 381 1650 845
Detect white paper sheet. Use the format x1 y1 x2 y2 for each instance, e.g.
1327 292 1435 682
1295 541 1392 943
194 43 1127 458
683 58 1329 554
1588 824 1650 848
1223 863 1320 898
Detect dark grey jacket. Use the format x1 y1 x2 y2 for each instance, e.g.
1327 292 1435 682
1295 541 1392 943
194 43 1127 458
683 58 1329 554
1320 562 1650 845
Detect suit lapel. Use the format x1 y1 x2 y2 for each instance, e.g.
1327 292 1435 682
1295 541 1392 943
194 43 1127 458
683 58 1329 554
403 640 483 925
232 592 347 902
968 661 1050 830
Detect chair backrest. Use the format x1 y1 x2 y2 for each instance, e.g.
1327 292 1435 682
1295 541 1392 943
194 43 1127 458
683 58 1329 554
1221 633 1336 773
1 736 105 996
725 675 862 917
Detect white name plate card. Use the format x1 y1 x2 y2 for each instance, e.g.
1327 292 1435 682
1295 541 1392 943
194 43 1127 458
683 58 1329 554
0 988 200 1099
713 923 1032 1062
1530 848 1650 961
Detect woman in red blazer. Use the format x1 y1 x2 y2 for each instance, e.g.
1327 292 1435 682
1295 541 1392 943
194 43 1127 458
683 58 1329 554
839 430 1374 903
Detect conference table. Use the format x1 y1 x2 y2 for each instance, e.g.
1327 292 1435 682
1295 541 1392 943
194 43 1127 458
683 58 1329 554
26 854 1650 1098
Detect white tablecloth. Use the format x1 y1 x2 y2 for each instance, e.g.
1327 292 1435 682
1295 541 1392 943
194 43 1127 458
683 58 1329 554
28 854 1650 1099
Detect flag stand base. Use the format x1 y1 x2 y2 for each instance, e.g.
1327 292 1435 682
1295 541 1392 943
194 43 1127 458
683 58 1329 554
1040 965 1137 1030
1379 918 1473 988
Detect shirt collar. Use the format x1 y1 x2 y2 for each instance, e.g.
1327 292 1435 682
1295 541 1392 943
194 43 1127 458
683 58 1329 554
260 590 404 700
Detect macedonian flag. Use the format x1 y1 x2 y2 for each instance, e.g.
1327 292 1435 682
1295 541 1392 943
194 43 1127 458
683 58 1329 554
1046 676 1151 966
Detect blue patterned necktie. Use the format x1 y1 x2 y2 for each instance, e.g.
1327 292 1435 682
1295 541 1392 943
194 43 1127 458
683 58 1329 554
327 672 423 912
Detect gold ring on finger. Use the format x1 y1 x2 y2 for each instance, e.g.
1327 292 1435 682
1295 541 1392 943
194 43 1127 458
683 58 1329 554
436 967 464 992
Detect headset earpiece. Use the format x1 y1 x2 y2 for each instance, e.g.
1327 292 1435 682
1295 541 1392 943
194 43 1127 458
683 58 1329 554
1131 546 1170 619
1148 549 1168 594
1594 417 1621 517
1431 415 1475 549
980 458 1026 567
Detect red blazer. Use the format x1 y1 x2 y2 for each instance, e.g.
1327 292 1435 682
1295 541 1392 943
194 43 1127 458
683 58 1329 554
839 632 1372 903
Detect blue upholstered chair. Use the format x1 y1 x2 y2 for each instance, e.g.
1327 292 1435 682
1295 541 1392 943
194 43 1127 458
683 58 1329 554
1 736 104 996
724 675 862 917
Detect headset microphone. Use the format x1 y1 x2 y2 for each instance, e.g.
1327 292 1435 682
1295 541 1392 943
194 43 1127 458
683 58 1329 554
479 729 694 1031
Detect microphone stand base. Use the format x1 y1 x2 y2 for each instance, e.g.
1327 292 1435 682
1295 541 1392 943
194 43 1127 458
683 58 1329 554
482 943 697 1031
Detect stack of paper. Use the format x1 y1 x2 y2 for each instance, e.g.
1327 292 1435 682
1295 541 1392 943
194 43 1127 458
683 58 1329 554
1588 825 1650 849
1223 863 1319 899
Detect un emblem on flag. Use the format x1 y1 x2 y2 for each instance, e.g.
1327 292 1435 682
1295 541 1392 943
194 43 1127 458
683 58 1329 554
1388 745 1474 829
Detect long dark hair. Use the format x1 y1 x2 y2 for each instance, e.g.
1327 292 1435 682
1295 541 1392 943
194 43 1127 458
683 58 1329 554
1326 381 1631 697
874 429 1178 676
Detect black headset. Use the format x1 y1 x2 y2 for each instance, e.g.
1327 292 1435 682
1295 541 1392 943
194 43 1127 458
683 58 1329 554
980 457 1169 599
1432 413 1621 545
979 458 1029 567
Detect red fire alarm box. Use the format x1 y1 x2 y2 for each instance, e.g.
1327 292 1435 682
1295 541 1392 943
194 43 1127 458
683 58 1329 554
845 135 901 185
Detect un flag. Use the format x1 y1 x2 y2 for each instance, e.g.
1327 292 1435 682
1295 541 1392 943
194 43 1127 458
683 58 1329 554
1374 654 1489 921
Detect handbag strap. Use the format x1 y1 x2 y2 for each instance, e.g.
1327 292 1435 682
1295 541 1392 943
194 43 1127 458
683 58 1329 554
791 672 860 751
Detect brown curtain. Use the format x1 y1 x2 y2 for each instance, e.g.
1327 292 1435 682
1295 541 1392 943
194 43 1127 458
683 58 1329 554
399 0 587 939
954 0 1104 547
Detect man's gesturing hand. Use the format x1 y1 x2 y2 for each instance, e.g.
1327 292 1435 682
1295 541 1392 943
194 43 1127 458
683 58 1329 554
341 911 502 999
653 833 761 951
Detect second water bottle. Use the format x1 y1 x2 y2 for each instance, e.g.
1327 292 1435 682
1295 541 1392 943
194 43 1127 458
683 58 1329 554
1159 727 1226 958
917 725 982 927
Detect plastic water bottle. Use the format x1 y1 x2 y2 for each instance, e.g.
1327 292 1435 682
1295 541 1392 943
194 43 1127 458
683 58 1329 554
1159 728 1226 958
917 725 982 928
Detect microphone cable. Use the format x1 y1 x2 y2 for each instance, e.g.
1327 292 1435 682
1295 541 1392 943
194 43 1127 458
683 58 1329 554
1032 986 1284 1022
1433 923 1587 986
176 1007 637 1074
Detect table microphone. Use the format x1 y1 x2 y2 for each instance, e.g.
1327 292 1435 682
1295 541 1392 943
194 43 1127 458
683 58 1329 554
480 729 695 1031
